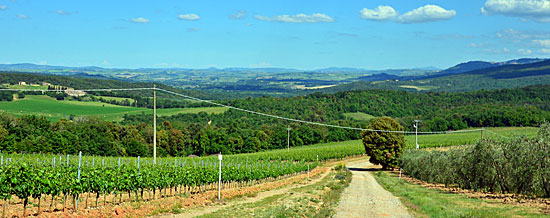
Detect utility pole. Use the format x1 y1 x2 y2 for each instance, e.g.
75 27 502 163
153 84 157 165
414 120 420 150
287 126 291 151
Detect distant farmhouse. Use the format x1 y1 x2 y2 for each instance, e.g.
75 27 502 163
64 88 86 97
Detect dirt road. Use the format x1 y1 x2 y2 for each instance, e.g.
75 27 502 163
334 161 411 218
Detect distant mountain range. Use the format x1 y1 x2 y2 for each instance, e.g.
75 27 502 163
0 63 438 75
1 57 549 96
0 58 545 77
432 58 546 76
356 58 548 82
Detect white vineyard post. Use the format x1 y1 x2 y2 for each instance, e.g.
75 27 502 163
414 120 420 149
66 154 69 167
76 151 82 211
218 153 222 200
399 168 402 180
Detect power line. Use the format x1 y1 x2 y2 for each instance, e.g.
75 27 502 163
0 88 154 92
156 88 483 134
0 87 484 135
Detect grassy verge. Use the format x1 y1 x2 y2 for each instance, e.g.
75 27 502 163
198 164 352 218
372 171 547 218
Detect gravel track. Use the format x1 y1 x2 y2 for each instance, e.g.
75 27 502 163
334 161 411 218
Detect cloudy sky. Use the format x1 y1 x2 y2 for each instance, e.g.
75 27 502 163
1 0 550 69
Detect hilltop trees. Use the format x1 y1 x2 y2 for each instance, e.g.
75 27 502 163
361 117 405 169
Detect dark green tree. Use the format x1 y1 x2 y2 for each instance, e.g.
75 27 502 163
361 117 405 169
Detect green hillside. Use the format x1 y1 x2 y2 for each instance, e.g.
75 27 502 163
0 95 227 122
343 112 375 121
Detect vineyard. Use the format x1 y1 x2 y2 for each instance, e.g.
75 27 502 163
0 141 364 217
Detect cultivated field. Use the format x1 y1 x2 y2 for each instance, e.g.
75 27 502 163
0 95 228 122
404 126 538 149
0 141 364 217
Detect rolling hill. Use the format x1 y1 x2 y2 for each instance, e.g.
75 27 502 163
326 58 550 93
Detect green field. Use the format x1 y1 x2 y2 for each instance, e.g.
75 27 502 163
398 85 439 91
98 96 136 104
343 112 375 121
0 95 228 122
1 84 49 90
404 127 539 149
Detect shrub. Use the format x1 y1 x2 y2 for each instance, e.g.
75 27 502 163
399 121 550 197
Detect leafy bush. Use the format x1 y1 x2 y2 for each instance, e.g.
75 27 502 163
362 117 405 169
399 122 550 197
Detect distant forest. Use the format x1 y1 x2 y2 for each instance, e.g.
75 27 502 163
1 71 549 157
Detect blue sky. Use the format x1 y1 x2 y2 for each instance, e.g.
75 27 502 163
1 0 550 70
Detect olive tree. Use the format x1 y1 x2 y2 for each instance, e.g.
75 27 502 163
361 117 405 169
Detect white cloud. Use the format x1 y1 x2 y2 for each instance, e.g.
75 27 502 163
254 13 334 23
103 60 111 66
0 5 7 10
178 14 200 21
496 29 550 44
130 17 149 23
229 11 247 19
482 0 550 22
359 5 398 21
484 47 512 54
518 48 533 55
496 28 524 39
469 42 488 48
540 48 550 53
533 39 550 47
56 10 71 15
39 60 47 65
398 5 456 24
17 14 28 19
